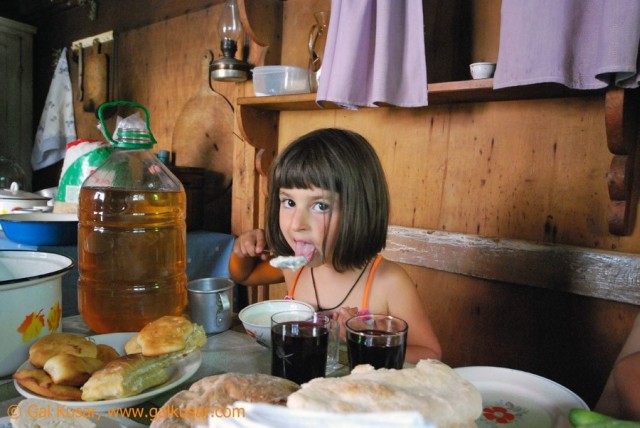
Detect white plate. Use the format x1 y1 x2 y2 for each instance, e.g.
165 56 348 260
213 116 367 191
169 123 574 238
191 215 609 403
14 332 202 412
455 366 588 428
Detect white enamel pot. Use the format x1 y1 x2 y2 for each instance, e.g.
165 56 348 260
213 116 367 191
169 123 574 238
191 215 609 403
0 183 49 214
0 251 74 377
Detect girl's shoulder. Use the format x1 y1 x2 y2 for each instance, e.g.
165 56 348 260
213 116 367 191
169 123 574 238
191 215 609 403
372 257 414 288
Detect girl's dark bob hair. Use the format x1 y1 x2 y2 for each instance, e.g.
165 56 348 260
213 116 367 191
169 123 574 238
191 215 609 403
266 128 390 272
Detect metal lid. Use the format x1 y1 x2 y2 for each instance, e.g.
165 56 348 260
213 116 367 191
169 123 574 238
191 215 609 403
0 182 49 200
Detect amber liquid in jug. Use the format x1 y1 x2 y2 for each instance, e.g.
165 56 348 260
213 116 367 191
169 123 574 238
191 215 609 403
78 101 187 333
78 187 187 333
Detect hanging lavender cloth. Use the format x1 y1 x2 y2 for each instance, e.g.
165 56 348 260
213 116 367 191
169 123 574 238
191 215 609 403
316 0 428 109
494 0 640 90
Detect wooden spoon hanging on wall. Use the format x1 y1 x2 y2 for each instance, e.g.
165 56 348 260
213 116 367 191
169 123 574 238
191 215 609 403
171 50 234 188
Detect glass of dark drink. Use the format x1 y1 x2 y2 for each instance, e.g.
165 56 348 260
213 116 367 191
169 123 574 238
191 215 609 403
270 311 329 384
346 314 408 370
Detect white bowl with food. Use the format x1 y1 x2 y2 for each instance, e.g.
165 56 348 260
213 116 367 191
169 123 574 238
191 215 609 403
0 250 74 377
238 299 314 348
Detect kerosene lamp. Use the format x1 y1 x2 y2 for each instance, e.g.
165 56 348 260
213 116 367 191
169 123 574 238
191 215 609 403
210 0 250 82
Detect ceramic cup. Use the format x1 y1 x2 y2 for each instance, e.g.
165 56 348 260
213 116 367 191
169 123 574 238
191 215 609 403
346 314 408 370
271 311 330 384
470 62 496 79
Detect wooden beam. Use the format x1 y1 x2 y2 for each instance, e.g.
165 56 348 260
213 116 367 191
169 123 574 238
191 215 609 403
383 225 640 305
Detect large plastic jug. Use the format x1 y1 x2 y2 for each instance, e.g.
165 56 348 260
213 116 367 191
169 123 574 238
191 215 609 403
78 101 187 333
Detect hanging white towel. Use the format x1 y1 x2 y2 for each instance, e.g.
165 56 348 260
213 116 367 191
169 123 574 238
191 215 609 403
31 47 76 171
316 0 428 109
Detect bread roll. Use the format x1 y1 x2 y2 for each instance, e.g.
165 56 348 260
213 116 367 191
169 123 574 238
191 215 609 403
29 333 98 368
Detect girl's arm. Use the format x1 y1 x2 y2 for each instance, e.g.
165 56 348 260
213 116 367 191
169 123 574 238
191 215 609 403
613 351 640 420
228 229 284 286
384 264 442 363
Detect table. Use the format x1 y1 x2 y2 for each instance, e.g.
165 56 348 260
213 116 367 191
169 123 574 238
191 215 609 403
0 316 271 427
0 230 236 317
0 315 349 427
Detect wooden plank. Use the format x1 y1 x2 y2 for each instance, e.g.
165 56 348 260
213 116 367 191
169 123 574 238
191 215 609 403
384 225 640 305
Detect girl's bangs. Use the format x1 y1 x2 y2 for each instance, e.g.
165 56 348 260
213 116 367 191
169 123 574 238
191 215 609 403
277 154 338 192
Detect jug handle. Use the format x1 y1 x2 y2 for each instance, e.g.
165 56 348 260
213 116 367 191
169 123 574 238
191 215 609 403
97 101 156 145
308 24 321 57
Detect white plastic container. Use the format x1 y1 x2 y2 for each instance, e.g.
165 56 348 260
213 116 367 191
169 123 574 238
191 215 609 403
252 66 311 97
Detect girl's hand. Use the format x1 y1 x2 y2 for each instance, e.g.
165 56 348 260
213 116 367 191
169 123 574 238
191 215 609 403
233 229 270 261
333 307 360 341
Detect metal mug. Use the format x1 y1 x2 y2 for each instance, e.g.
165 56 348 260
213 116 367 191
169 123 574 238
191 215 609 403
187 277 234 334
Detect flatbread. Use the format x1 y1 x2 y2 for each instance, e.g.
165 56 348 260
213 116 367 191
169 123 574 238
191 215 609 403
150 373 300 428
29 333 98 368
286 359 482 427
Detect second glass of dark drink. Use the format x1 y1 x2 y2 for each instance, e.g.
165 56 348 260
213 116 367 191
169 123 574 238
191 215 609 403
346 314 408 370
270 311 329 384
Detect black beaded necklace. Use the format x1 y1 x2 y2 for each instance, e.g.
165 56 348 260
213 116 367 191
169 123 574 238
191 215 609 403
310 260 371 312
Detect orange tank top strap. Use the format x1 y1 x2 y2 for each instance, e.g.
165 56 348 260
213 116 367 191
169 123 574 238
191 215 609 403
284 267 305 300
360 254 383 311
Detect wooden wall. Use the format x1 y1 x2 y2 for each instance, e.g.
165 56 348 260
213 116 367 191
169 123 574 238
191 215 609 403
9 0 639 409
244 0 640 407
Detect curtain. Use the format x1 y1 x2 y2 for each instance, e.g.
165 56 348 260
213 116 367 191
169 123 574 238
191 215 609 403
494 0 640 90
316 0 428 109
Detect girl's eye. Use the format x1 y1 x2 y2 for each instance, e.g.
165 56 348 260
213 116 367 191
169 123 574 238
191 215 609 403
282 199 295 208
313 201 330 212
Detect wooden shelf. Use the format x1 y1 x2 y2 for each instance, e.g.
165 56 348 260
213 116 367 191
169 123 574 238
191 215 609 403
237 79 603 110
236 79 640 236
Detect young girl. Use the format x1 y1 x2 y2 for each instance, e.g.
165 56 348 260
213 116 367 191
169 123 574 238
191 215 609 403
229 128 442 363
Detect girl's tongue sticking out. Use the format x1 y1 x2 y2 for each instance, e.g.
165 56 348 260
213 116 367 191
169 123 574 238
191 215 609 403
296 241 316 263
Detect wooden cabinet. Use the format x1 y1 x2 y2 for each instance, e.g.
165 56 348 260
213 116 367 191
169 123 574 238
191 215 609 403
0 17 36 190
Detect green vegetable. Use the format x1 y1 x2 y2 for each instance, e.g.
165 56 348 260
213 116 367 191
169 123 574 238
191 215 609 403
568 408 640 427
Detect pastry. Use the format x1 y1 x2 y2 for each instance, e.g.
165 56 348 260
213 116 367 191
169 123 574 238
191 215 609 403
11 398 96 428
28 333 98 368
81 354 172 401
133 315 206 357
43 354 105 386
96 344 120 363
124 335 142 355
13 369 83 401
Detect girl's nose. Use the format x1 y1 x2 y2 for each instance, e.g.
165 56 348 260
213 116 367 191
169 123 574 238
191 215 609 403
290 208 309 231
